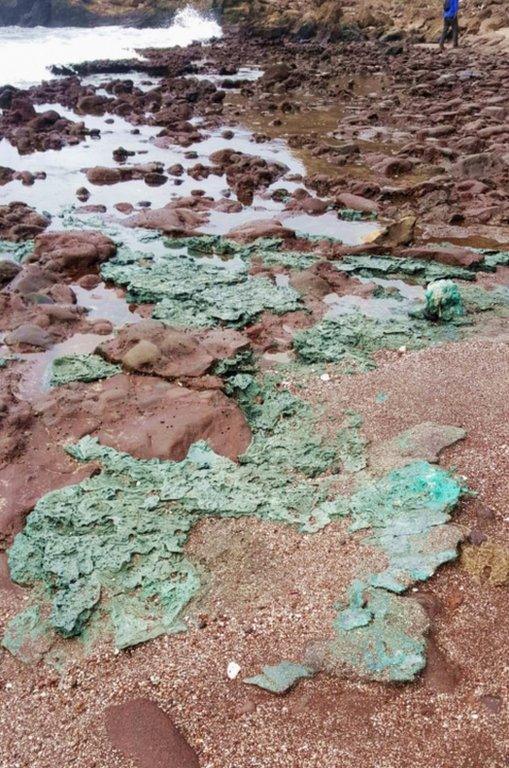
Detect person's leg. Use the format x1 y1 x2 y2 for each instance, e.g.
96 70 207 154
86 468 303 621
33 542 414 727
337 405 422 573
452 16 459 47
439 18 450 50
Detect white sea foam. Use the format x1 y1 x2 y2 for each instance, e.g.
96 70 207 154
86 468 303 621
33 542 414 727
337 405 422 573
0 6 221 87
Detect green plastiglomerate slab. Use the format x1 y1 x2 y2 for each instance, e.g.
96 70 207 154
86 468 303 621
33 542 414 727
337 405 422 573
335 254 476 282
166 235 319 270
293 311 463 367
50 354 121 386
327 585 429 682
349 460 464 592
101 246 301 329
459 283 509 313
474 248 509 269
337 208 373 221
245 661 314 693
231 374 341 478
2 605 54 664
4 353 465 682
337 411 368 473
0 239 35 262
5 414 340 654
319 461 464 681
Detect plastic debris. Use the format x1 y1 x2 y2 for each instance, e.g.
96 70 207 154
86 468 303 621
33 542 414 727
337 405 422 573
336 411 368 473
4 409 339 654
0 239 34 262
423 280 465 322
293 311 461 367
308 460 465 681
335 254 475 282
244 661 314 693
475 248 509 269
322 586 429 682
369 422 466 473
50 354 121 386
101 246 301 330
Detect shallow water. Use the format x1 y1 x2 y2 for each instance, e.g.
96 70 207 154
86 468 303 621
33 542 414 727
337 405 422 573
14 332 111 400
0 83 379 243
0 8 222 88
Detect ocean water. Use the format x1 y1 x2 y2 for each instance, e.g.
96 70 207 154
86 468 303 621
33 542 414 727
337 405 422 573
0 6 222 88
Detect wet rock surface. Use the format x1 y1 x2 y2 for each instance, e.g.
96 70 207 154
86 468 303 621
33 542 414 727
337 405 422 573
98 319 250 379
0 202 49 240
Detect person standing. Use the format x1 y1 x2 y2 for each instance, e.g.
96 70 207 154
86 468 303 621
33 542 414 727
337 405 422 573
439 0 460 50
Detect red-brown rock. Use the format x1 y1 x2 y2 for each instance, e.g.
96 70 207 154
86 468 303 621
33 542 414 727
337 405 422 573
30 230 117 272
98 320 250 379
105 699 199 768
0 202 49 241
227 218 295 243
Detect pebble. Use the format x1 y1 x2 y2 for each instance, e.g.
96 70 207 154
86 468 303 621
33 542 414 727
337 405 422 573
227 661 241 680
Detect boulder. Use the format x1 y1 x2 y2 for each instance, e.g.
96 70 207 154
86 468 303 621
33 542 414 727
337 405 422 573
86 166 122 185
227 218 296 243
0 202 49 241
452 153 502 180
124 206 207 235
375 216 416 247
4 323 53 349
95 376 251 461
336 193 379 214
98 320 250 380
0 260 21 287
30 230 117 271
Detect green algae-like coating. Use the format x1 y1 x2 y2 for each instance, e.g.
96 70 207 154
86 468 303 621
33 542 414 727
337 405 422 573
50 354 121 386
101 247 301 330
293 312 462 367
245 661 314 693
328 587 429 682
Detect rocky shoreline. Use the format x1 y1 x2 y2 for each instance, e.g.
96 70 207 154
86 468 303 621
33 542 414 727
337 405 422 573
0 24 508 768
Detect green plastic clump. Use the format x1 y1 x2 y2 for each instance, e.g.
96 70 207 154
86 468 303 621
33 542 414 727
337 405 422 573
474 248 509 269
293 312 461 367
0 239 35 262
459 283 509 313
423 280 465 322
50 354 121 386
101 248 300 329
337 411 367 473
5 422 339 655
245 661 314 693
336 254 475 282
327 585 429 682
